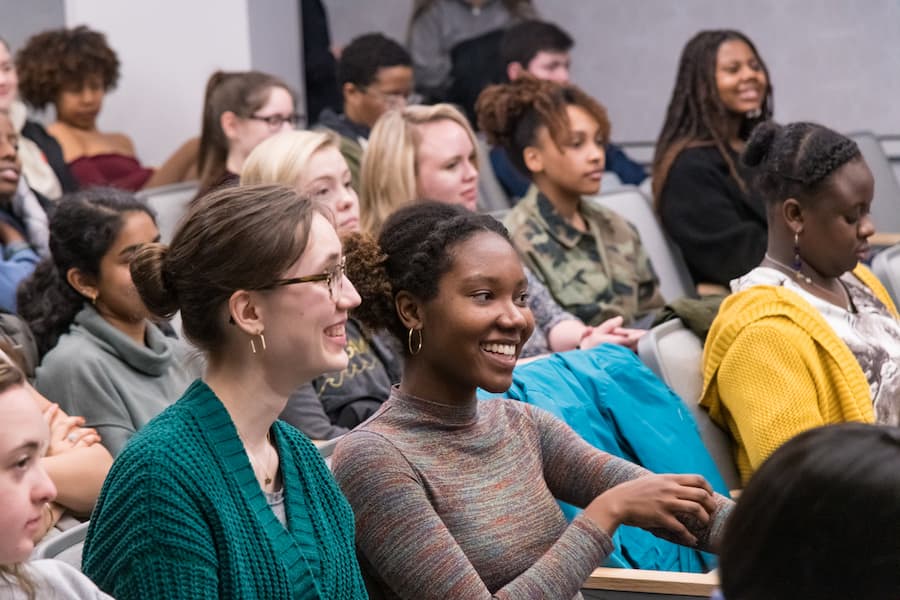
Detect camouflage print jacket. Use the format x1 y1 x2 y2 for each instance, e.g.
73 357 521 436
504 187 664 326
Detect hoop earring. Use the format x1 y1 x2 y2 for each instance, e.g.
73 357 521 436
407 327 423 355
250 332 267 354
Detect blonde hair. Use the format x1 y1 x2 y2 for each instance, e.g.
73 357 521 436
240 129 340 187
359 103 480 235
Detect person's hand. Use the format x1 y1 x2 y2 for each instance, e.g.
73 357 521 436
0 220 24 245
43 403 100 455
583 474 716 546
579 317 648 352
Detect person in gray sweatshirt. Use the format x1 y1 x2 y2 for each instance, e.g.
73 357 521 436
18 188 201 457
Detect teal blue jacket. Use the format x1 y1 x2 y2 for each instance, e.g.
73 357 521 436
481 344 728 573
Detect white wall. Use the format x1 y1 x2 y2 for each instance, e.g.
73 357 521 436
324 0 900 142
64 0 253 166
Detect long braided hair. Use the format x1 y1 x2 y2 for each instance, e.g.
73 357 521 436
652 30 773 211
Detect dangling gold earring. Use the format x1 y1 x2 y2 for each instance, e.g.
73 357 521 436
251 332 267 354
408 327 423 355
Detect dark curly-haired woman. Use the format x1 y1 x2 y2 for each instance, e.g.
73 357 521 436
16 26 184 191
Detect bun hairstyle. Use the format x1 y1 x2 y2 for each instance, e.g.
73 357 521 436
130 184 322 355
742 120 861 206
17 188 155 358
345 201 510 352
476 75 610 176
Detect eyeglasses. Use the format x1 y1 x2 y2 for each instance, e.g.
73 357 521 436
246 112 302 130
363 87 422 109
259 256 346 301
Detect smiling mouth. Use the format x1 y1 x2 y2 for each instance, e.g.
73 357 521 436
324 323 346 337
481 342 516 357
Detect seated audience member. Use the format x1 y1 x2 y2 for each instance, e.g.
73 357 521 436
0 341 111 542
242 130 399 438
718 423 900 600
0 113 41 312
83 185 367 599
478 77 665 327
702 121 899 484
19 189 200 457
195 70 298 199
491 20 646 201
653 30 773 288
362 103 644 357
15 26 183 192
335 202 732 598
0 37 75 198
0 359 112 599
407 0 535 102
318 33 413 191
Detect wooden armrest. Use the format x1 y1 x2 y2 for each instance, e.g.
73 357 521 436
583 567 718 596
869 232 900 248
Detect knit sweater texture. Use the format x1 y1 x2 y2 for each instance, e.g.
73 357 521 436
82 379 367 599
35 305 201 456
701 265 897 484
333 388 731 599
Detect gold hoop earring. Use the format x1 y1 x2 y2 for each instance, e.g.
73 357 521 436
250 332 267 354
408 327 423 355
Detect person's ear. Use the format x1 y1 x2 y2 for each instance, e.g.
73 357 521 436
523 145 544 174
220 110 242 141
506 62 524 82
782 198 804 234
395 290 424 330
227 289 264 337
65 268 98 303
343 82 363 106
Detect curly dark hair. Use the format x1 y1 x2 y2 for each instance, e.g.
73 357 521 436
17 188 154 358
16 25 120 110
344 201 510 352
338 33 411 88
742 120 861 207
652 30 773 210
476 76 610 176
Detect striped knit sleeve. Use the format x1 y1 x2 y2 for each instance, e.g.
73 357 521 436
333 430 614 600
528 405 733 551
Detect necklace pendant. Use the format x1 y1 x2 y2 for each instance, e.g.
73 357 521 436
264 476 272 485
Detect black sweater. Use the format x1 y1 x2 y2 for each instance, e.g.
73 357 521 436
660 145 767 287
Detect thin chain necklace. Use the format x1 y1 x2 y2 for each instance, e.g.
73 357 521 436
763 254 852 311
240 430 276 488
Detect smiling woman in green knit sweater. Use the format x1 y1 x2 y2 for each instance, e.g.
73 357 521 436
82 184 367 599
334 201 733 599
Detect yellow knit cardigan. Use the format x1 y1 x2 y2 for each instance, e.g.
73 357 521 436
700 265 898 485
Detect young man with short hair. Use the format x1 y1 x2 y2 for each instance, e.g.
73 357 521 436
318 33 414 191
491 20 646 200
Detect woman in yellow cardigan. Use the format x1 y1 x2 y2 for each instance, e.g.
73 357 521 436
701 120 900 484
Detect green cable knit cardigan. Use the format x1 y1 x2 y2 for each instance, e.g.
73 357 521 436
83 379 367 599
